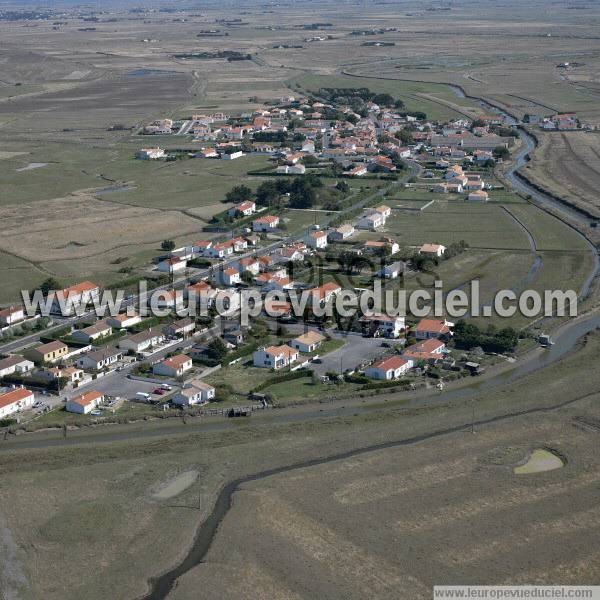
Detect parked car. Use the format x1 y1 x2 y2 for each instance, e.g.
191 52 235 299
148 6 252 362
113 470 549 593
153 388 165 395
160 384 172 391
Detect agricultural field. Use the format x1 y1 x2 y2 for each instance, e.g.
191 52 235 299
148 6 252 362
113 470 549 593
524 131 600 219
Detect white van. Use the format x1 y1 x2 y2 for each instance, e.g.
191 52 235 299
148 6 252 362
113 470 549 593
136 392 151 401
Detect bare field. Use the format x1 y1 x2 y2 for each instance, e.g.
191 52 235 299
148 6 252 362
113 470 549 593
525 131 600 219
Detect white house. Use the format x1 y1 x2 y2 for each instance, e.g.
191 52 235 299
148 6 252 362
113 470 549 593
119 329 165 354
253 345 299 370
377 261 406 279
0 387 35 419
0 305 25 326
106 313 142 330
65 390 104 414
136 147 165 160
289 331 326 353
38 366 84 386
172 379 215 406
356 213 384 231
253 215 280 232
51 281 100 316
419 243 446 258
236 257 260 275
72 321 112 344
277 164 306 175
0 356 34 378
153 354 193 378
163 318 196 338
76 347 123 371
365 356 413 380
218 267 241 287
307 230 328 249
361 313 406 338
228 201 256 218
367 205 392 219
157 257 187 274
328 224 354 242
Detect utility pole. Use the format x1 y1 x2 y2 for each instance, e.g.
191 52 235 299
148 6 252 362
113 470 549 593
471 400 475 434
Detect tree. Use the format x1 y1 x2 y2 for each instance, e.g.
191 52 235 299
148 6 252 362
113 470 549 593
241 270 254 284
493 146 510 160
395 128 414 145
161 240 176 252
335 180 350 193
40 278 61 296
225 184 253 205
206 337 229 360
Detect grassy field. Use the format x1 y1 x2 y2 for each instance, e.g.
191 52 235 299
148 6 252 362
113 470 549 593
524 131 600 219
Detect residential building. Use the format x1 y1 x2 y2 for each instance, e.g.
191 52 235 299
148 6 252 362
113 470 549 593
0 356 34 378
276 164 306 175
307 230 328 250
163 318 196 338
368 205 392 219
106 312 142 330
414 318 451 340
327 224 354 242
377 261 406 279
236 257 260 275
227 201 256 218
365 356 413 380
253 345 299 370
136 147 165 160
172 379 215 406
66 390 104 414
419 243 446 258
71 321 112 344
253 215 280 232
218 267 241 287
76 347 123 371
403 338 446 362
289 331 326 353
51 281 100 315
0 305 25 326
364 239 399 255
38 366 84 386
27 340 69 365
0 387 35 419
356 213 384 231
157 257 187 274
221 150 243 160
153 354 193 378
119 329 165 354
361 313 406 338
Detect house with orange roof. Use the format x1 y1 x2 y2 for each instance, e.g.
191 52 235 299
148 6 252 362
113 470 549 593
253 345 299 369
365 356 413 380
51 281 99 315
153 354 193 378
253 215 280 232
414 318 452 340
419 243 446 258
218 267 241 287
307 230 328 250
289 330 326 353
0 387 35 418
402 338 446 362
236 257 260 275
0 305 25 326
228 201 256 218
65 390 104 414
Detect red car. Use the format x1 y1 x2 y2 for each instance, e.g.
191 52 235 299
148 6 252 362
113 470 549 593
153 388 165 395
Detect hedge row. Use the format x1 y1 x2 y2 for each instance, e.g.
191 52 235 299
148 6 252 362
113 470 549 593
251 367 313 393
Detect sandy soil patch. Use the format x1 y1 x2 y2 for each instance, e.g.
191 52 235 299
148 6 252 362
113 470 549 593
153 470 199 500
